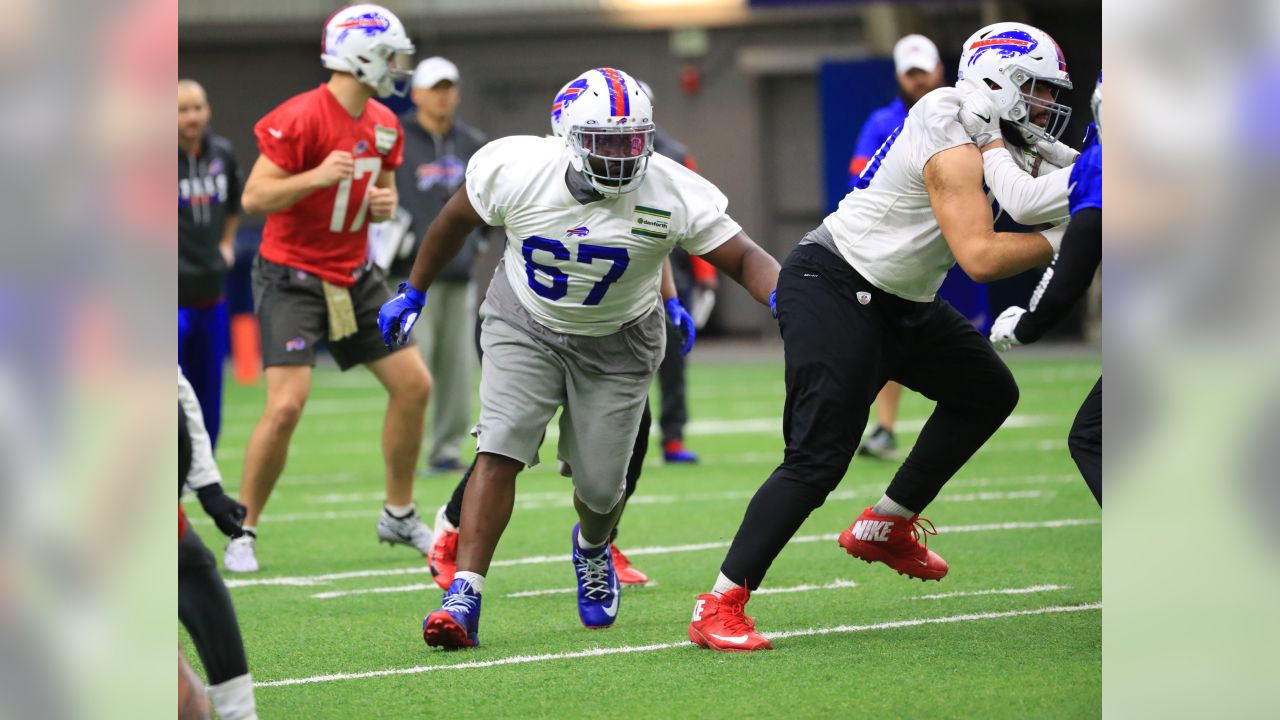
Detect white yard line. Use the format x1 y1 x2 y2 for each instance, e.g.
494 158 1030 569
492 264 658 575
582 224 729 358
224 518 1100 589
254 602 1101 688
754 578 859 595
912 584 1070 600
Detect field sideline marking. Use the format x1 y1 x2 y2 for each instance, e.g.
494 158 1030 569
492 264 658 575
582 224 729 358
912 584 1070 600
227 518 1100 589
254 602 1101 688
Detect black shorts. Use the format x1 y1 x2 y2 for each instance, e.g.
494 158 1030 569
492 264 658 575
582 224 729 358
252 255 414 370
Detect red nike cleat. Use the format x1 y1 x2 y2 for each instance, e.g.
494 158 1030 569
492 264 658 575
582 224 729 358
610 544 649 585
429 525 458 591
838 507 948 581
688 587 772 652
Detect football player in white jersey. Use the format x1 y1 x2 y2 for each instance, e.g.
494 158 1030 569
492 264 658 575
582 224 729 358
379 67 778 649
688 22 1077 652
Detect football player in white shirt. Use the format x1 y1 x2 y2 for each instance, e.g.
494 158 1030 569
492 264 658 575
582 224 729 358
379 67 778 649
688 22 1077 652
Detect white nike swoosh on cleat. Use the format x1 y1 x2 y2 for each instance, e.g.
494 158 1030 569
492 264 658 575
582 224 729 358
708 633 749 644
602 586 619 617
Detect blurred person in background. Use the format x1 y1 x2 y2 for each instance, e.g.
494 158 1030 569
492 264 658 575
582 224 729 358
225 4 434 573
390 57 490 475
689 21 1075 652
846 35 944 461
180 370 258 719
988 73 1102 505
638 79 718 464
179 79 241 450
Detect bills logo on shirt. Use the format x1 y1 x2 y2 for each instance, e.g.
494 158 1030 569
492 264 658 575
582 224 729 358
354 140 369 154
415 156 465 192
565 226 590 237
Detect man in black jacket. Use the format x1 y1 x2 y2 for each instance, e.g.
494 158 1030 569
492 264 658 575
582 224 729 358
178 79 241 449
390 57 489 473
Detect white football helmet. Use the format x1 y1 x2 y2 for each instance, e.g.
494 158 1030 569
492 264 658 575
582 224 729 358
1091 71 1102 136
558 68 655 197
957 22 1073 143
549 78 586 138
321 4 415 98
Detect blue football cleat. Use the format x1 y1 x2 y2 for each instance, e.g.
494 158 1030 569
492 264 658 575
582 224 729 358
662 440 698 464
571 523 620 629
423 577 482 649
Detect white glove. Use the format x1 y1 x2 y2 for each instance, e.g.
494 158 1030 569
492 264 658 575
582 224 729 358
957 79 1001 149
1032 139 1080 170
989 306 1026 352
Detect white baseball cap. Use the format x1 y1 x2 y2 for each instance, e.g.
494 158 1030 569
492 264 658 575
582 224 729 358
412 57 460 89
893 34 940 76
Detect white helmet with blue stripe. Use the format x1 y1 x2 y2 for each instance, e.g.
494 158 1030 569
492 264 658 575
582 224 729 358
321 4 415 98
958 22 1073 143
557 67 655 197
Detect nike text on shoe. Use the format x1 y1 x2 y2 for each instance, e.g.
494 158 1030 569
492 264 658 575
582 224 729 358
572 524 620 629
223 534 259 573
610 544 650 585
377 509 434 556
423 578 481 649
838 507 949 581
687 587 772 652
429 507 459 591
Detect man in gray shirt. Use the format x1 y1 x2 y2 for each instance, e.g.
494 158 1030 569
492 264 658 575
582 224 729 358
392 57 490 473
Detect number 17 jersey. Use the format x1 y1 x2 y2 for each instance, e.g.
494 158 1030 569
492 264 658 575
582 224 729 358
254 84 404 288
465 135 740 337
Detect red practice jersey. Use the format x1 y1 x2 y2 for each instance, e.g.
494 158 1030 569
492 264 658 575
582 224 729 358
254 84 404 287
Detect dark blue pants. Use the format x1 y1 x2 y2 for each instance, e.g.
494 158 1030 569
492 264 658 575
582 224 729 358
179 301 228 450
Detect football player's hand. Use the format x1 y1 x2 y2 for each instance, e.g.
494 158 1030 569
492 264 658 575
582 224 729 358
196 483 247 537
769 288 778 319
666 297 696 356
379 281 426 347
957 81 1001 150
312 151 355 188
989 305 1027 352
1032 139 1080 169
368 186 397 222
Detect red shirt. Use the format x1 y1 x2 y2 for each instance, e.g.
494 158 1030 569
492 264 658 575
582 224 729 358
254 85 404 287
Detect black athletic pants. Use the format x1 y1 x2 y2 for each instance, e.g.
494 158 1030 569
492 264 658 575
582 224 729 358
720 244 1020 589
445 400 651 543
1069 377 1102 505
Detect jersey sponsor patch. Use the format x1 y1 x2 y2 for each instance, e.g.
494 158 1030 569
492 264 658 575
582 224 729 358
633 205 671 239
375 125 398 154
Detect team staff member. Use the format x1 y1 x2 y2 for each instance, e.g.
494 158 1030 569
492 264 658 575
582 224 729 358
179 79 241 449
224 5 433 573
392 57 490 474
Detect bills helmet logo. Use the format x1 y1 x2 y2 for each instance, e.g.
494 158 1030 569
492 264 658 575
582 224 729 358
565 226 590 237
552 79 590 125
334 12 391 45
966 30 1038 67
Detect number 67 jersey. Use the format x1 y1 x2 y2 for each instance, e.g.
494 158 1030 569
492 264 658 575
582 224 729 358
466 135 740 337
254 84 405 288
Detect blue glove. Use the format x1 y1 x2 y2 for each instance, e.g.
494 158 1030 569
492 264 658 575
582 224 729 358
769 289 778 319
379 282 427 347
666 297 695 356
1081 121 1099 151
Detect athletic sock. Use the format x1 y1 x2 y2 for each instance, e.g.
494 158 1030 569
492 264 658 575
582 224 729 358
577 529 608 551
385 503 415 519
711 572 743 598
435 505 457 534
240 526 257 539
454 570 485 594
207 673 258 720
872 493 916 519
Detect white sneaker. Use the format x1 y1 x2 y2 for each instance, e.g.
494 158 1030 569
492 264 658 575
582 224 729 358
224 535 259 573
377 510 434 556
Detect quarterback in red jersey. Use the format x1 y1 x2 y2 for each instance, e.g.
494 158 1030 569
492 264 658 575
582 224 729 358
226 4 435 573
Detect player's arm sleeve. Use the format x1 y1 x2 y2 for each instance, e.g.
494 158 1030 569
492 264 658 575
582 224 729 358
178 369 222 490
253 110 307 174
1014 208 1102 343
981 148 1072 226
463 139 511 227
678 180 742 256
